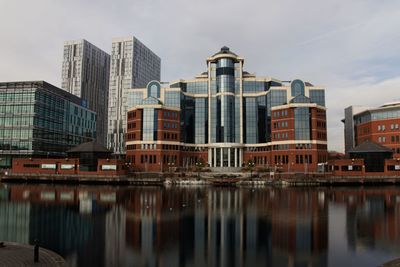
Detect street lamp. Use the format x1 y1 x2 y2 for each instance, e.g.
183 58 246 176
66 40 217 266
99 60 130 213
195 161 202 178
248 161 255 178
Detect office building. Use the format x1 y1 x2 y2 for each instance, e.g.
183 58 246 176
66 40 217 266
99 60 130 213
107 36 161 154
126 47 327 172
343 102 400 156
0 81 96 168
61 39 110 145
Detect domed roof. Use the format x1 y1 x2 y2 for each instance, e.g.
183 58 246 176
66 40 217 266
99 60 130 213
212 46 238 57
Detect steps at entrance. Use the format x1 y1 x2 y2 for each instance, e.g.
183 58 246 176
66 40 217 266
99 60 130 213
211 167 241 173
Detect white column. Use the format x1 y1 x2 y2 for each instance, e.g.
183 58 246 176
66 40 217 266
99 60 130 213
213 148 217 168
220 148 223 167
234 148 238 167
208 148 212 167
239 148 242 167
228 148 231 167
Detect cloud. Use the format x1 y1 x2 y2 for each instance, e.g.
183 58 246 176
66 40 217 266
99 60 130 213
0 0 399 152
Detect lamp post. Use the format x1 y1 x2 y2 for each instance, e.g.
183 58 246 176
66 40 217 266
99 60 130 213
248 160 255 179
195 157 204 179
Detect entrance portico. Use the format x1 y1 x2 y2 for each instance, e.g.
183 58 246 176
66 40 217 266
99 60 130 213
208 144 243 168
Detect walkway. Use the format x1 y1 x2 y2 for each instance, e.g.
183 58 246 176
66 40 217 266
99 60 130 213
381 258 400 267
0 242 66 267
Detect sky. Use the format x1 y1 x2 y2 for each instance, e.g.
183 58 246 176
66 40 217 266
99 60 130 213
1 0 400 152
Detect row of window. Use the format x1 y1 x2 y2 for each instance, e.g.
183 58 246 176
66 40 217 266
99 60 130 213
378 123 399 131
140 154 157 164
163 132 178 140
378 135 400 143
275 155 289 164
126 133 137 140
296 154 313 164
273 121 289 128
296 143 313 149
273 144 290 151
316 121 326 128
162 145 179 150
273 132 289 139
246 146 270 152
163 122 178 129
251 156 268 165
332 165 363 171
163 154 177 164
273 110 289 118
163 110 178 119
128 111 138 119
127 144 205 151
317 132 327 139
127 122 137 129
273 154 313 164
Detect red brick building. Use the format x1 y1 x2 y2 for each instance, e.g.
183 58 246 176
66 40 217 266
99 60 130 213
126 105 182 172
12 158 126 176
268 100 327 172
344 102 400 157
11 141 127 176
126 88 328 172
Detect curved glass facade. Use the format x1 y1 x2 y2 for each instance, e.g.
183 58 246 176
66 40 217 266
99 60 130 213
213 58 237 143
126 47 326 169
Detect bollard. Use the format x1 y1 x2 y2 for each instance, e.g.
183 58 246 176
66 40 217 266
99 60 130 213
34 239 39 263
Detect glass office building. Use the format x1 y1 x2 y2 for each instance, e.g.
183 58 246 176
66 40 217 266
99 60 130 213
0 81 96 168
126 47 327 171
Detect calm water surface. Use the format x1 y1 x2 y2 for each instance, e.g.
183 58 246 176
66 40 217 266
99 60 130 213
0 183 399 267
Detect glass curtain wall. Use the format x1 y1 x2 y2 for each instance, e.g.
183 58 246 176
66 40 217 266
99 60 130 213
294 107 311 140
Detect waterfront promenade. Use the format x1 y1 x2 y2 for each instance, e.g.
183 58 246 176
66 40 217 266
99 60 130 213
0 242 66 267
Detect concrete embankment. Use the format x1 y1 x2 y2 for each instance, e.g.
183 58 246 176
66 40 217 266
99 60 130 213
0 173 165 185
2 173 400 186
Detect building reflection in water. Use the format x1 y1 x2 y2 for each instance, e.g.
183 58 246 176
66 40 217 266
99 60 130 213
0 184 400 267
331 188 400 254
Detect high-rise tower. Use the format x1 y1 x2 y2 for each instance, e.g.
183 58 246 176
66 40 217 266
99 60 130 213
107 36 161 154
61 39 110 145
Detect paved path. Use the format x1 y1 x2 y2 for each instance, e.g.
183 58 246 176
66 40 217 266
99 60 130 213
381 258 400 267
0 242 66 267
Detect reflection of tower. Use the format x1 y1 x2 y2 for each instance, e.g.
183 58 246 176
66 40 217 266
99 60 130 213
205 188 274 267
104 206 126 267
206 188 245 267
269 189 328 267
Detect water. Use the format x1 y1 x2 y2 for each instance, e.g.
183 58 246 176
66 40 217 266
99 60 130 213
0 183 399 267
